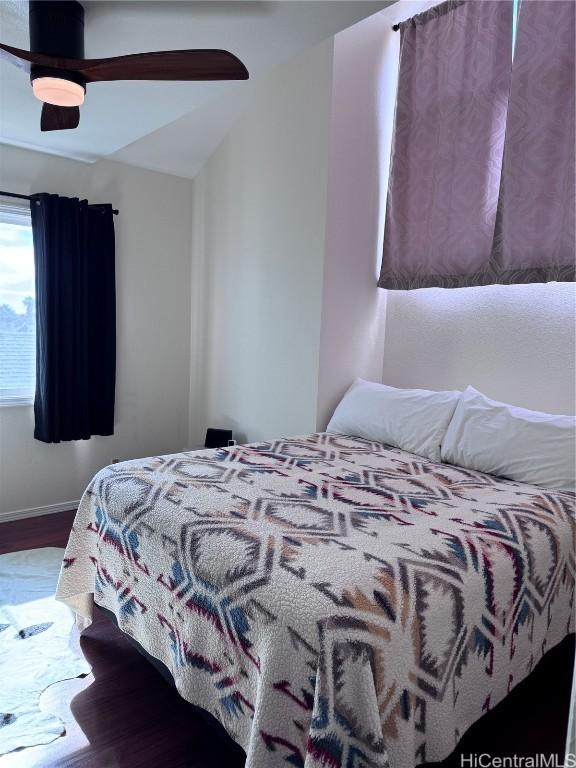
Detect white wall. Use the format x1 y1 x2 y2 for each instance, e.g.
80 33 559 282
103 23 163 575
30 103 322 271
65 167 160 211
0 145 193 519
316 0 460 429
316 12 391 429
382 283 576 414
189 39 334 446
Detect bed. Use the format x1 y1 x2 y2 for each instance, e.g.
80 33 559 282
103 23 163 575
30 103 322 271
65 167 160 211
56 432 575 768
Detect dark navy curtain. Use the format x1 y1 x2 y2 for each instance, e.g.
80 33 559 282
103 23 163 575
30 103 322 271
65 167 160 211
31 193 116 443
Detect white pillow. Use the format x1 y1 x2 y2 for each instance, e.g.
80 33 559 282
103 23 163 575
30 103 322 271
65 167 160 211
327 379 461 462
441 386 576 491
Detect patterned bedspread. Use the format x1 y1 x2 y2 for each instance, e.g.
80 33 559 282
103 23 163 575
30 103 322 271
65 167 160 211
56 433 575 768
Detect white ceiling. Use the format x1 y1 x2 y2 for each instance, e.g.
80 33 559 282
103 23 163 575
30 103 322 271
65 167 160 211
0 1 391 178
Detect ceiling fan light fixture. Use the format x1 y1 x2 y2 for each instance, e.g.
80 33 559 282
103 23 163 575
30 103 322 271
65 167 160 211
32 76 85 107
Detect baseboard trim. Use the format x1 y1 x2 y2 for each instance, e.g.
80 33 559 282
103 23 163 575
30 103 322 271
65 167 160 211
0 500 80 524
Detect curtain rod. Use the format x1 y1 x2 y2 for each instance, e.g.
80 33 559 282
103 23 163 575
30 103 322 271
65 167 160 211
0 189 119 215
392 0 466 31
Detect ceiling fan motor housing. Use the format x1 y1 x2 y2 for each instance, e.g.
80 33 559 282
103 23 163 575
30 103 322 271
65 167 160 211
29 0 86 91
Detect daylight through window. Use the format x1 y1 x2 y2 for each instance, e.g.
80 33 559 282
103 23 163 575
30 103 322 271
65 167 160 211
0 202 35 405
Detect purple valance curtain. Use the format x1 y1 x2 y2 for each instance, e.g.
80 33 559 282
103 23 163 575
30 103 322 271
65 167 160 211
379 1 513 289
379 0 576 290
495 0 575 282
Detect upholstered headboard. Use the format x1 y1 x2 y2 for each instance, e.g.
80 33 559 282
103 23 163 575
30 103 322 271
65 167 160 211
381 282 576 415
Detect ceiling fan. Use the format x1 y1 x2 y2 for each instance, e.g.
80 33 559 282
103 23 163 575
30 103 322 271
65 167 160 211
0 0 249 132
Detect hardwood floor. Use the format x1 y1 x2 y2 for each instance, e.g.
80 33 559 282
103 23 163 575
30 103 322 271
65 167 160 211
0 510 76 556
1 511 574 768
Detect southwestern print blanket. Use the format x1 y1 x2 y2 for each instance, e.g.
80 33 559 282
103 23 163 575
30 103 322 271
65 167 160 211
56 433 575 768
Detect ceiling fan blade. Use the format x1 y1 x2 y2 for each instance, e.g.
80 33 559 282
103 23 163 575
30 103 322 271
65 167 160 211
0 41 85 72
0 43 248 83
0 42 76 73
41 103 80 132
0 42 34 72
75 50 249 83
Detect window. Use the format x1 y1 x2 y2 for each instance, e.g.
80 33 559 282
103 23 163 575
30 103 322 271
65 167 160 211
512 0 519 56
0 202 35 406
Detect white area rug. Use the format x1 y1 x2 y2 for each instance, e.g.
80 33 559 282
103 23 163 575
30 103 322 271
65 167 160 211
0 547 91 755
